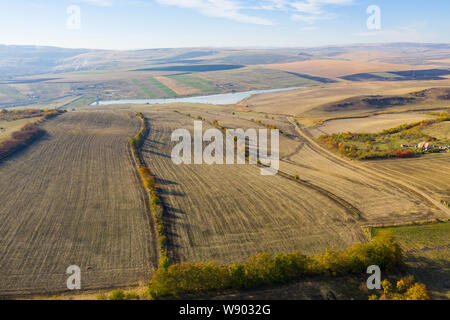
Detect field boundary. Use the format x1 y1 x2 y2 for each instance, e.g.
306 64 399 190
361 218 450 241
129 113 170 269
288 117 450 217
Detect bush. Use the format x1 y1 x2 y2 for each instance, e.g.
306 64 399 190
371 276 430 300
108 289 126 300
139 167 156 190
0 123 46 160
108 289 140 300
150 195 161 209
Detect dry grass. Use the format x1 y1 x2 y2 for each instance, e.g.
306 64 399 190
0 111 157 297
241 80 450 116
262 60 431 78
307 112 437 138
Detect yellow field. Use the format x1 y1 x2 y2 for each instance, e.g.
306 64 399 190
366 154 450 204
307 112 437 138
262 60 431 78
241 80 450 116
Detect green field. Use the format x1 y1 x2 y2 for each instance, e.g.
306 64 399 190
131 79 157 98
371 222 450 250
371 221 450 299
148 77 177 97
167 74 220 94
370 72 404 79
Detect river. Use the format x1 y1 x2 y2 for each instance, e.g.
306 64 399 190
92 86 304 106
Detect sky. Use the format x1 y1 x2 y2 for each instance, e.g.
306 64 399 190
0 0 449 50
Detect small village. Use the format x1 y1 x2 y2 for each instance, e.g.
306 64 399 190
401 141 450 152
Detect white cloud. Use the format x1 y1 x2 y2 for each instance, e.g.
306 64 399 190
77 0 114 6
155 0 273 25
269 0 352 23
87 0 353 25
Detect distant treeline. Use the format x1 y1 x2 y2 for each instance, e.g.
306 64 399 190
0 109 63 121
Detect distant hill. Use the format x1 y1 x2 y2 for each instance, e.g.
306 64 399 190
0 43 449 79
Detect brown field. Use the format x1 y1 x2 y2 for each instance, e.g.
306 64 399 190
366 154 450 204
241 80 450 116
141 109 364 264
0 111 157 297
307 112 437 138
262 60 432 78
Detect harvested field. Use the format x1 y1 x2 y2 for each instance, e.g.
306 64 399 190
143 106 446 228
278 142 444 225
241 80 450 116
308 112 437 138
366 154 450 204
0 111 157 297
141 110 364 265
263 60 433 79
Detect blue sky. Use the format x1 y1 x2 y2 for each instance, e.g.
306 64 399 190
0 0 448 49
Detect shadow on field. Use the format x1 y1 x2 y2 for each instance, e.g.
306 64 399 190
156 178 179 186
405 253 450 299
157 187 185 197
165 206 185 215
142 148 171 159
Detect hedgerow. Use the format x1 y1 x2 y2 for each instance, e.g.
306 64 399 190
129 112 169 267
147 232 406 299
0 110 65 161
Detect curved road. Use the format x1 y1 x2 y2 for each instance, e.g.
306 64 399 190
287 117 450 218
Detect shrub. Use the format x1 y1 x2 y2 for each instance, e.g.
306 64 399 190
404 283 430 300
139 167 156 190
371 276 430 300
108 289 140 300
108 289 126 300
0 123 46 160
150 195 161 209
